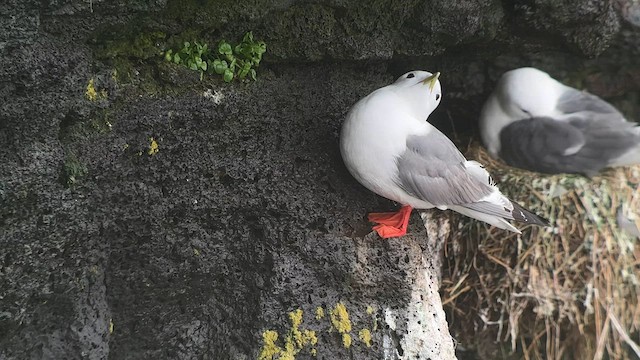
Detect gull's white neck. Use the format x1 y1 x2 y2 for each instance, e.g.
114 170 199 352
480 93 511 157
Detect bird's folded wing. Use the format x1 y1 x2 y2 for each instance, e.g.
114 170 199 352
395 133 494 206
556 87 626 122
499 117 639 175
500 117 586 157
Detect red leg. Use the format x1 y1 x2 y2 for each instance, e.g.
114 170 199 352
367 205 413 238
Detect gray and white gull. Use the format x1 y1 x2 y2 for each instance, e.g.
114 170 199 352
340 70 548 238
480 67 640 176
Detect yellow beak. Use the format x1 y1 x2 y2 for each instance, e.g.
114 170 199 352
421 72 441 91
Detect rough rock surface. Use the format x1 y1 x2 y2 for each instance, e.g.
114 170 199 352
1 0 640 359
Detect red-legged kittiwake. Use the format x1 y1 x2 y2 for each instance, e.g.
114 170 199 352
340 71 549 239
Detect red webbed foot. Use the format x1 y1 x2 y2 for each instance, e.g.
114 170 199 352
367 205 413 238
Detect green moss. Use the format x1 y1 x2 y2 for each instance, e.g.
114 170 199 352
263 3 336 61
111 58 135 83
61 154 88 187
96 30 166 60
59 110 112 145
90 25 168 93
163 0 266 28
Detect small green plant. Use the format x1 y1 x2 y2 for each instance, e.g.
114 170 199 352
164 41 209 80
212 32 266 82
163 32 266 83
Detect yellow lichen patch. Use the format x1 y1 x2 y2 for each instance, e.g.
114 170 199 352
289 309 303 327
330 303 352 333
259 309 317 360
288 309 304 348
258 331 282 360
330 303 353 349
366 305 375 315
85 78 107 101
85 78 98 101
109 318 114 334
148 137 159 155
286 310 317 352
358 329 372 347
303 330 317 346
315 306 325 320
280 342 295 360
342 333 352 348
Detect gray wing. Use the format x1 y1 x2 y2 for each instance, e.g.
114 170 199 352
499 117 639 176
556 87 626 122
395 132 493 206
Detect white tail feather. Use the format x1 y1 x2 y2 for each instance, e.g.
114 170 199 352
449 205 521 234
611 144 640 167
464 161 513 210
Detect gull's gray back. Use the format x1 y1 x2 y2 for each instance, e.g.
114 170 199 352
395 133 493 206
556 87 626 122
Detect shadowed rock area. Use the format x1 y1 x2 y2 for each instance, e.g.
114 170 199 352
1 0 640 359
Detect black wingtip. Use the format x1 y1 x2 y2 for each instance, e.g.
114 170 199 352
511 202 551 227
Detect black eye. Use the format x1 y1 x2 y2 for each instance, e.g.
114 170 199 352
435 94 440 100
406 73 415 78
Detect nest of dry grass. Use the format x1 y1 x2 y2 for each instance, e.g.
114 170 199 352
442 143 640 360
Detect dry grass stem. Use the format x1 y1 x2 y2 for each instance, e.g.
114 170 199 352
443 143 640 360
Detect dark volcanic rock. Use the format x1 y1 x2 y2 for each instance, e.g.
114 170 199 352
0 0 40 51
509 0 620 56
0 37 455 356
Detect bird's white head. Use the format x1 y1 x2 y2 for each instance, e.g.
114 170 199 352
389 71 442 121
496 67 564 119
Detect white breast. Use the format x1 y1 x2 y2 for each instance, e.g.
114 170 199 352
340 89 434 208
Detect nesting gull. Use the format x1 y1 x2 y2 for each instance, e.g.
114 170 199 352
340 71 548 238
480 67 640 176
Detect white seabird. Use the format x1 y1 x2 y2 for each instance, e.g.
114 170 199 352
480 67 640 176
340 70 548 238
